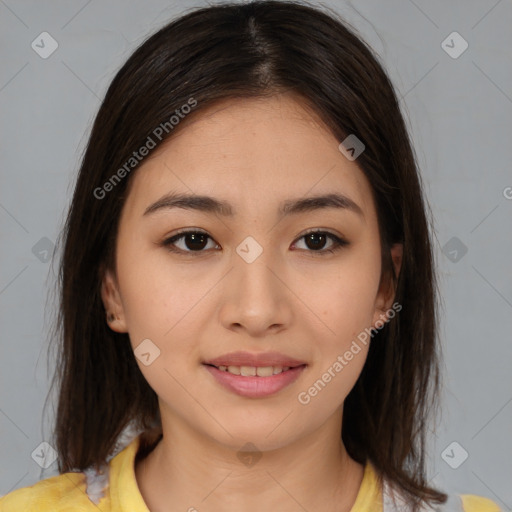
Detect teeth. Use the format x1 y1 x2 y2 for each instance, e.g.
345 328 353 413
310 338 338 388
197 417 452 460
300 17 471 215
215 365 292 376
240 366 256 376
227 365 240 375
256 366 274 377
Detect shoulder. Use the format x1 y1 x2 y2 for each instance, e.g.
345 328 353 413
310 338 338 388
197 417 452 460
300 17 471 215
0 430 144 512
460 494 502 512
378 466 502 512
0 471 104 511
0 428 145 512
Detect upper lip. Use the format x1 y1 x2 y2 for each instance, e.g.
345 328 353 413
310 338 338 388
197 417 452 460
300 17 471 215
203 351 307 368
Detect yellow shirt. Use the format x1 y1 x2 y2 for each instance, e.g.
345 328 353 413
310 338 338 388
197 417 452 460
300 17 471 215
0 434 501 511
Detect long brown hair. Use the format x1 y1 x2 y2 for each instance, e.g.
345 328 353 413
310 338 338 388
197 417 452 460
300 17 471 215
46 1 446 509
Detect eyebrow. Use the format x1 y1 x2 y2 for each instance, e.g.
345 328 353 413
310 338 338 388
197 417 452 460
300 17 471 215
143 191 364 219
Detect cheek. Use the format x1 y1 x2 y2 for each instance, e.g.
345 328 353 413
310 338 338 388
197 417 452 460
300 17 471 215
116 258 206 405
115 246 220 404
312 252 381 343
116 239 206 338
296 345 369 419
295 266 376 418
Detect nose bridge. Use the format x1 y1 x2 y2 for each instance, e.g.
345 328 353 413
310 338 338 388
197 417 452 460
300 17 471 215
219 233 291 333
233 233 280 296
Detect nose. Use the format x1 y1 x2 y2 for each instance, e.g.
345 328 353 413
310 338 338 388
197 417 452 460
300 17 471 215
218 245 294 337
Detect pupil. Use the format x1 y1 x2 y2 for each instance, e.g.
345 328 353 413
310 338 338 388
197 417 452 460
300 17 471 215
187 233 207 251
306 233 326 250
183 233 327 251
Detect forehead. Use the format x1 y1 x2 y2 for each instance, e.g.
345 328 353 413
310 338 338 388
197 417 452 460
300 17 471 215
123 93 375 221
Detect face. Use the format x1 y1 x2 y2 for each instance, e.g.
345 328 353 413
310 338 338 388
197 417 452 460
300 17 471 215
101 93 402 452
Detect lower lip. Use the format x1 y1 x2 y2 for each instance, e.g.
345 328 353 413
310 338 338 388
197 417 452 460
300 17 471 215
203 364 307 398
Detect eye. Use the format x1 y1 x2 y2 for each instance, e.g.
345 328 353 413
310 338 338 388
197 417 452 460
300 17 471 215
161 229 349 255
291 229 349 255
161 229 219 253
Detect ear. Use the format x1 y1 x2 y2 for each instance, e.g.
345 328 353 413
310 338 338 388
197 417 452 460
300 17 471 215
100 267 128 333
372 243 403 328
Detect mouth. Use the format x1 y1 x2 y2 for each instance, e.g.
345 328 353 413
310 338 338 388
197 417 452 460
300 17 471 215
202 362 308 398
203 363 305 377
202 350 307 369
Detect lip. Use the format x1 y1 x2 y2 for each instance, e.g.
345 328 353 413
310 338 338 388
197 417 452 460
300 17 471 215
203 350 307 368
203 364 307 398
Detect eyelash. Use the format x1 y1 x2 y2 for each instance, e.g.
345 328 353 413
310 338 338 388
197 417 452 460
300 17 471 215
161 228 349 257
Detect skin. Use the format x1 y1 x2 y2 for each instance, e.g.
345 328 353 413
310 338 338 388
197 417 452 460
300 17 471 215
101 92 402 512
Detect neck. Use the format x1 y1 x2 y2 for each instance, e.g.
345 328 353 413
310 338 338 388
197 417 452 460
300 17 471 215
135 409 365 512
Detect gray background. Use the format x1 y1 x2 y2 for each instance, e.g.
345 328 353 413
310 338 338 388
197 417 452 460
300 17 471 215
1 0 511 508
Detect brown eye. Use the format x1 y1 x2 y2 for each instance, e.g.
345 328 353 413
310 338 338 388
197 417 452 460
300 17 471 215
305 232 328 250
162 229 349 256
162 230 219 253
292 230 349 255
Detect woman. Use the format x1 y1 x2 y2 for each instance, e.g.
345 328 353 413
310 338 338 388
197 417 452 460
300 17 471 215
0 1 501 511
